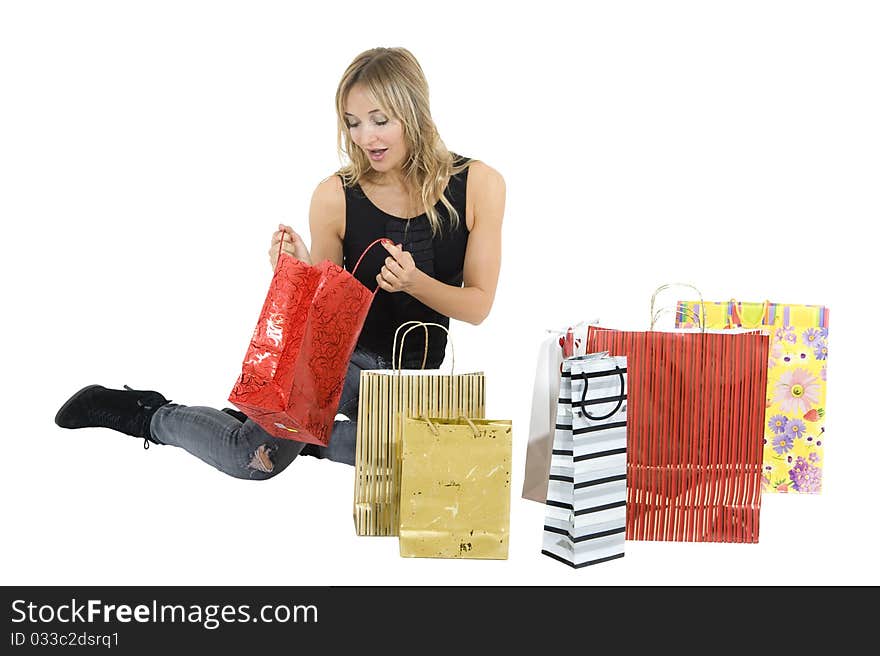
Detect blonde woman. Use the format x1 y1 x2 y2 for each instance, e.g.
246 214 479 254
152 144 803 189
55 47 505 478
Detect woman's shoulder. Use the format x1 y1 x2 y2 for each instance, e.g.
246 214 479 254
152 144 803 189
311 173 347 209
309 174 346 236
314 173 346 196
461 159 505 198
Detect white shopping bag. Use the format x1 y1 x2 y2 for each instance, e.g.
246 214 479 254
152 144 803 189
541 352 627 569
521 322 594 503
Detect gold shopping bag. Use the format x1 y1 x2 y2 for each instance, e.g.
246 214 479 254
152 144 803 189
353 323 486 536
399 416 512 559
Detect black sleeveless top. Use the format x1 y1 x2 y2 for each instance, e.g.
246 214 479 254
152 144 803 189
342 157 471 369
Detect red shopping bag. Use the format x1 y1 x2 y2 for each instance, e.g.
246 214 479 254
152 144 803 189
586 326 769 543
228 237 388 445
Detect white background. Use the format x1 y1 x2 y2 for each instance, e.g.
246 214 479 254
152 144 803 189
1 0 877 586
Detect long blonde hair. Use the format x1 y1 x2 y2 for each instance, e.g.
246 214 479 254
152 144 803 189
335 47 470 235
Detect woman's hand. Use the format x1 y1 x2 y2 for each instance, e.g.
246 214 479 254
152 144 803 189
269 224 312 268
376 241 424 293
381 161 504 325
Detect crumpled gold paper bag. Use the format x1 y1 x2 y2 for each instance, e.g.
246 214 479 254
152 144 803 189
399 416 512 559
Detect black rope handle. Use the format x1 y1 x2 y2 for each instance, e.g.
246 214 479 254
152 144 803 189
577 367 625 420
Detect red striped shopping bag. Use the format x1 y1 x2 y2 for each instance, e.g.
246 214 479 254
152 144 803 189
675 299 830 495
586 326 769 543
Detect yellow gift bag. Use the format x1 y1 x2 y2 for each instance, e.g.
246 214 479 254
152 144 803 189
353 323 486 536
399 416 512 559
676 299 829 494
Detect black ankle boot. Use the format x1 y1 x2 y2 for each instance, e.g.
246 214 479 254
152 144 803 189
55 384 171 449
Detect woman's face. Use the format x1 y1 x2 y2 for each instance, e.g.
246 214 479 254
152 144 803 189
344 84 408 174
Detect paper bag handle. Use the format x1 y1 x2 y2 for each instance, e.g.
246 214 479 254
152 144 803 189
350 238 394 294
396 322 455 375
274 231 286 272
730 299 771 328
419 415 480 437
276 233 390 295
577 367 626 420
650 283 706 331
392 320 430 370
669 304 705 330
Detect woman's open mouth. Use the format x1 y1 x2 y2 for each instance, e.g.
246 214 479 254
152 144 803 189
367 148 388 162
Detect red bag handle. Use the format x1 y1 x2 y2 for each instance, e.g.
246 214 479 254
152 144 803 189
277 232 391 294
350 237 393 294
275 231 286 271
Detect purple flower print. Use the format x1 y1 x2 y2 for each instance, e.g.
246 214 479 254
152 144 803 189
818 327 828 339
768 414 788 434
773 434 794 454
814 341 828 361
775 326 796 344
803 328 823 347
789 456 822 493
809 452 820 464
785 418 807 441
821 366 827 381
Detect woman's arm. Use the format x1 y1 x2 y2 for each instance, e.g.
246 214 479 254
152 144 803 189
308 175 345 266
269 175 344 268
376 161 506 325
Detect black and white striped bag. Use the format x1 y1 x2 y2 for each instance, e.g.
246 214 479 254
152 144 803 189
542 353 627 568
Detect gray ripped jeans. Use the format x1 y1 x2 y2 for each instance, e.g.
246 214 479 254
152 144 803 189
149 347 390 480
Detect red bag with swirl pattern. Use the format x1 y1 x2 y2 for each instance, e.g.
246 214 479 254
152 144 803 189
228 237 388 445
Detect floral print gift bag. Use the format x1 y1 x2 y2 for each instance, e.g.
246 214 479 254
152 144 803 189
675 300 829 494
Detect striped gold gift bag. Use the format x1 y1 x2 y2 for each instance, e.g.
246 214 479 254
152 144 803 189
399 416 512 559
353 323 486 536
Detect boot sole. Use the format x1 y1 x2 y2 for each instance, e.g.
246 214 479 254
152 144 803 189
54 384 105 428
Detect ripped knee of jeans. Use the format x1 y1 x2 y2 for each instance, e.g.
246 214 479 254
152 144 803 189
247 444 277 476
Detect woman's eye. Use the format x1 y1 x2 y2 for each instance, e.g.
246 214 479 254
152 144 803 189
347 122 360 129
375 119 388 126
